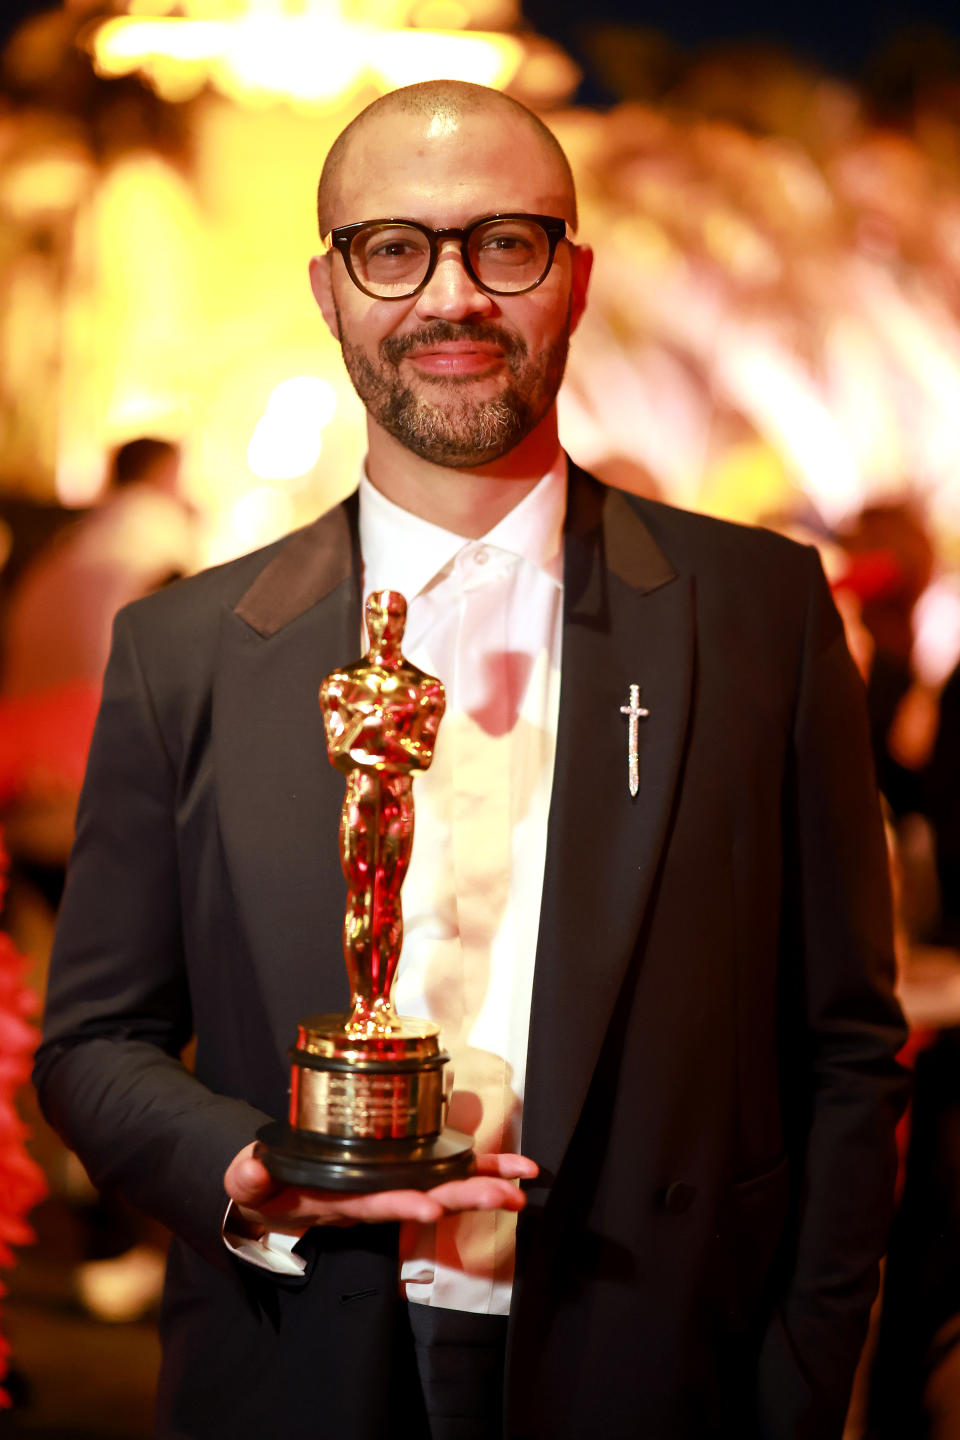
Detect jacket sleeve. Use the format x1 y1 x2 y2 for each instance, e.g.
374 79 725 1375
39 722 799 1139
33 606 271 1274
756 549 910 1439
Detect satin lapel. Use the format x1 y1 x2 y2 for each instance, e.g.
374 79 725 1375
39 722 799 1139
523 468 694 1187
213 496 363 1060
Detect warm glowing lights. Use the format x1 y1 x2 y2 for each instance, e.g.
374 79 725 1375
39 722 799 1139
610 215 675 275
55 0 559 565
0 0 944 570
93 18 220 66
374 29 522 90
719 343 864 522
87 6 525 107
702 210 781 285
554 89 960 539
413 0 470 28
0 152 92 220
247 377 337 482
231 484 297 550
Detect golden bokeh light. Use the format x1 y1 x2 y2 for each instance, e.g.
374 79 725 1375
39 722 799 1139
38 0 570 562
2 0 959 606
86 4 526 108
247 376 337 482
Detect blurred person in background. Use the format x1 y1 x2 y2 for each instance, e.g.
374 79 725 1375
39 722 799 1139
3 437 195 704
837 529 960 1438
838 500 937 821
0 436 197 1334
0 435 196 905
928 659 960 947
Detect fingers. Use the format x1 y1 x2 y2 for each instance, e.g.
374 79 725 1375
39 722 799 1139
224 1142 281 1208
253 1187 447 1229
313 1177 525 1221
256 1177 519 1228
472 1153 539 1181
224 1143 540 1231
318 1190 446 1225
427 1177 527 1212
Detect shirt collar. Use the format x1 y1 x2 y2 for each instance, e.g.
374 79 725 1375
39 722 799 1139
359 452 567 601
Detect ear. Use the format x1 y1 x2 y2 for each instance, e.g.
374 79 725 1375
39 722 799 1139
309 252 340 340
568 244 593 336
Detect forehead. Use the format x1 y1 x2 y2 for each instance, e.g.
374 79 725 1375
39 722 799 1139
331 109 573 230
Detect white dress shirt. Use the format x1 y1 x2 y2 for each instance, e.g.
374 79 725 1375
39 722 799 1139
227 456 566 1315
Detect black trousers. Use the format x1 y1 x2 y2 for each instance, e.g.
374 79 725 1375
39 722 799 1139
393 1300 509 1440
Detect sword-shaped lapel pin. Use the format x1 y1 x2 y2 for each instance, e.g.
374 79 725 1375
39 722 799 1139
620 683 650 798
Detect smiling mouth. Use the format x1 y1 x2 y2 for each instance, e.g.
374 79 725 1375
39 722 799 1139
404 344 505 377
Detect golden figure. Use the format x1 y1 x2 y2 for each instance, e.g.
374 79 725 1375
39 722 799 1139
257 587 470 1184
320 590 445 1039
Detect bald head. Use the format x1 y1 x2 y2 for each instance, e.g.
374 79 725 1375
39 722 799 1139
317 80 577 236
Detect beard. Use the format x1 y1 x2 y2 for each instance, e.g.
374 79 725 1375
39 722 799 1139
336 314 570 468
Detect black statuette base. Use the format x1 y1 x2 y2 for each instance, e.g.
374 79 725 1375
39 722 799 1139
255 1120 474 1192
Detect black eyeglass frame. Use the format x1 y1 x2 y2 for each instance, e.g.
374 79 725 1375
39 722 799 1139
324 213 570 300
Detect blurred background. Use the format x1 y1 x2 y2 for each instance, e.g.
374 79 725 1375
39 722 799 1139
1 0 960 1435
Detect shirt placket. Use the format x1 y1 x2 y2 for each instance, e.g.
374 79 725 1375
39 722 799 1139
432 542 517 1310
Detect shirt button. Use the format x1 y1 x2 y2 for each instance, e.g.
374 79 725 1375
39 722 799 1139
474 546 489 566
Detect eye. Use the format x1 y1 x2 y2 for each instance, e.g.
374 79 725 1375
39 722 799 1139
485 233 526 250
368 239 421 261
354 227 431 283
478 231 535 256
470 221 547 275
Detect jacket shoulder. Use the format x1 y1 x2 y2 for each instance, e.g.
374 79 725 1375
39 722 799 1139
591 484 835 675
624 492 816 581
119 492 356 649
106 497 356 729
121 529 297 637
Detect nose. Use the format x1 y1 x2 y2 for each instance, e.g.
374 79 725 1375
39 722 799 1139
413 239 495 323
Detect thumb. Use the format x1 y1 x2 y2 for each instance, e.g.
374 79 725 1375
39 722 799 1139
224 1141 280 1208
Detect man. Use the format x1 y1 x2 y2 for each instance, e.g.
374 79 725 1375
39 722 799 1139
35 81 907 1439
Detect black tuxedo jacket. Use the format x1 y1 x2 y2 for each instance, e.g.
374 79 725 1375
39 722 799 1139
35 466 908 1440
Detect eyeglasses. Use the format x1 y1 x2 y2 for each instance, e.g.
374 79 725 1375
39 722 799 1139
325 213 569 300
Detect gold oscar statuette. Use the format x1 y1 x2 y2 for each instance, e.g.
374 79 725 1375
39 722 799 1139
256 590 474 1190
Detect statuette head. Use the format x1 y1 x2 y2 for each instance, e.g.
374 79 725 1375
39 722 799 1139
365 589 407 648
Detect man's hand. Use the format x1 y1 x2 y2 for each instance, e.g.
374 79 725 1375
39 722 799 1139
224 1142 538 1235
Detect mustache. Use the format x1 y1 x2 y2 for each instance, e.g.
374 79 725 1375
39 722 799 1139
381 322 527 367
